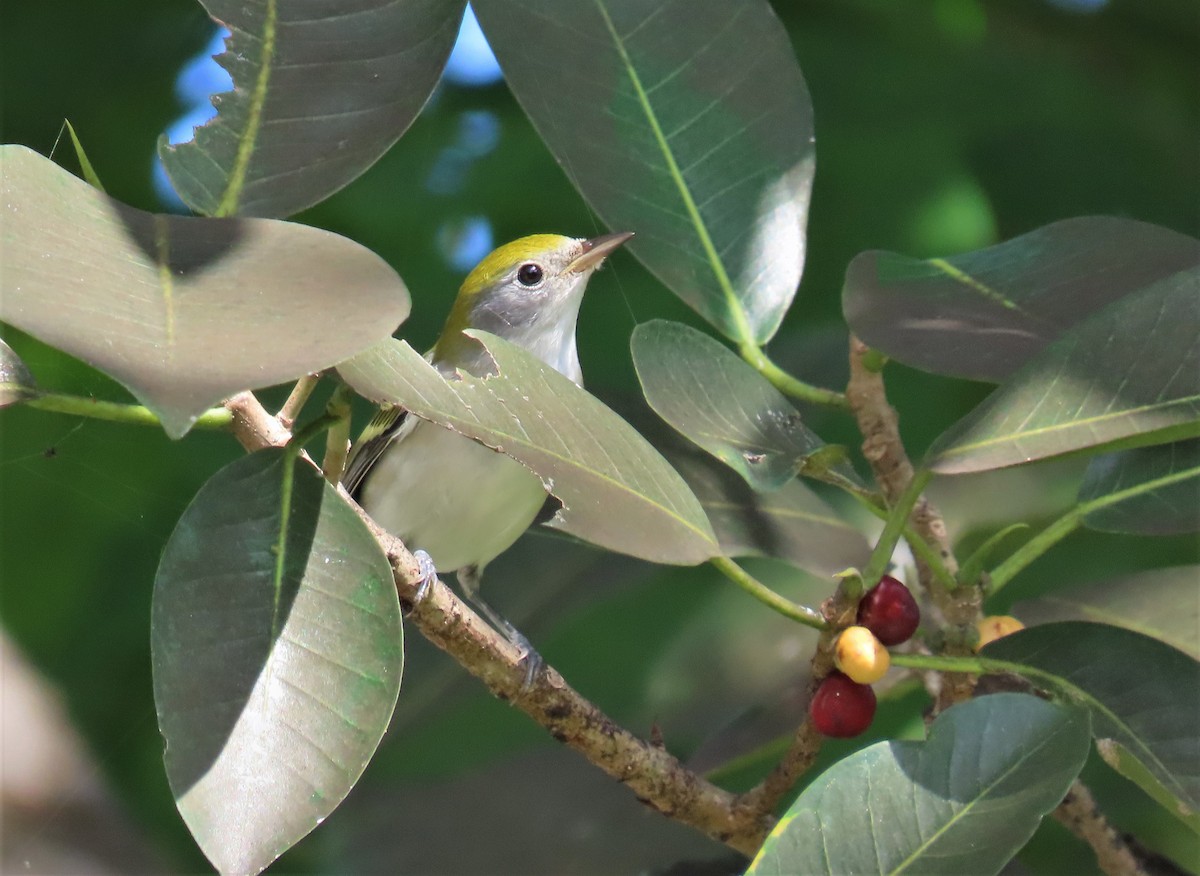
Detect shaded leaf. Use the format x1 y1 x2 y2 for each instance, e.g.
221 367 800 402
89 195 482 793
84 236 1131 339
984 622 1200 830
928 266 1200 474
1078 439 1200 535
843 217 1200 382
0 337 37 408
0 145 408 438
748 693 1090 875
153 449 402 876
161 0 465 218
632 320 848 491
1015 566 1200 660
338 333 718 565
669 447 869 578
474 0 814 344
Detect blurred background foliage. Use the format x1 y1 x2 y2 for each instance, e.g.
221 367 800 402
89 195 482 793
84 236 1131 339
1 0 1197 872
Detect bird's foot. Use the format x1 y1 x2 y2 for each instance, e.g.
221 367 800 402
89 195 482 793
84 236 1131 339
412 549 438 605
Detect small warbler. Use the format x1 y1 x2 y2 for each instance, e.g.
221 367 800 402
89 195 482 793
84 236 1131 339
344 231 632 655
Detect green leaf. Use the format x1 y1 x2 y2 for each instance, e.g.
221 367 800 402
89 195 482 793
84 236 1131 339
160 0 465 217
843 217 1200 382
632 320 850 491
153 449 402 876
984 622 1200 830
338 333 719 565
1077 439 1200 535
747 693 1090 876
0 145 409 438
1015 566 1200 660
668 447 869 578
473 0 814 344
0 337 36 408
927 266 1200 474
62 118 106 191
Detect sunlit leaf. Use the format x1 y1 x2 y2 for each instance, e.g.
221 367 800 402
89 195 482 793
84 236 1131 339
0 145 409 437
0 337 36 408
338 333 719 565
1015 566 1200 660
928 266 1200 474
1077 439 1200 535
669 447 869 577
161 0 466 217
843 217 1200 382
984 622 1200 830
153 449 402 876
748 694 1090 875
632 320 845 492
474 0 814 344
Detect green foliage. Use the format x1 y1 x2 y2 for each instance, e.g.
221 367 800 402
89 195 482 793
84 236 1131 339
1 0 1197 873
154 449 402 874
748 694 1091 876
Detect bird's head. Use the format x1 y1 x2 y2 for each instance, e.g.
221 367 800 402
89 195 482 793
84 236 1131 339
434 231 633 383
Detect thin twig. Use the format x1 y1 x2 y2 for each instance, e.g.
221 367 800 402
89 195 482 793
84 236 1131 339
277 373 322 428
846 335 980 712
710 557 828 630
1054 781 1147 876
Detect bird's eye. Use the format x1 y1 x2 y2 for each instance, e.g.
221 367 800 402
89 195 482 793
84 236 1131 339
516 263 544 287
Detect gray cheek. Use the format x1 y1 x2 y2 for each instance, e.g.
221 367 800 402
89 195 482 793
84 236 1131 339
473 291 542 332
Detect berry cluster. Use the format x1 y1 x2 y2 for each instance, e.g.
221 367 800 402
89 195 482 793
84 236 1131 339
809 575 920 738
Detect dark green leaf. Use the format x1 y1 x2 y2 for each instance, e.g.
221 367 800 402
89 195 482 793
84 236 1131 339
928 266 1200 474
843 217 1200 382
0 337 36 407
984 622 1200 830
338 333 719 565
153 449 402 876
1015 566 1200 661
474 0 814 344
1078 439 1200 535
632 320 847 491
0 145 409 438
63 118 106 191
669 448 869 577
748 694 1090 875
160 0 465 217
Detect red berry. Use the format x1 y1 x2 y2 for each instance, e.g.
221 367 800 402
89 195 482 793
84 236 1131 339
857 574 920 646
809 671 877 738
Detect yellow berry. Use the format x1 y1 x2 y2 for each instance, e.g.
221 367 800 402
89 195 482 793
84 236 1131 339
834 625 891 685
975 615 1025 650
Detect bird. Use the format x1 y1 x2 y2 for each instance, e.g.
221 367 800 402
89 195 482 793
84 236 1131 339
343 231 633 671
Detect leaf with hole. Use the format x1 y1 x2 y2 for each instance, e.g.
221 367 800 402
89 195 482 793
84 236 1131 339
153 449 402 876
747 693 1090 875
632 320 851 491
474 0 814 344
843 217 1200 382
1077 439 1200 535
984 622 1200 831
0 146 409 438
160 0 465 218
338 333 718 565
927 266 1200 474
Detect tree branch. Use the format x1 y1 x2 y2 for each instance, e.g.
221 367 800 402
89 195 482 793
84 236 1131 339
340 487 775 855
846 336 980 712
1054 781 1147 876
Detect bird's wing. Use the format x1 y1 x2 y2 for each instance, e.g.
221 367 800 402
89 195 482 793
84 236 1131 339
342 404 415 497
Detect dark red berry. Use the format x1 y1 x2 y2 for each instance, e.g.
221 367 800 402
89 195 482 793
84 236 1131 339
857 574 920 646
809 671 877 738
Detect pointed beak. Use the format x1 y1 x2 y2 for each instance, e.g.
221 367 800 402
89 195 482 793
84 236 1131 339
566 231 634 274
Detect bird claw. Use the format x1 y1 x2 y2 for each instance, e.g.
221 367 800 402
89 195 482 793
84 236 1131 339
412 549 438 605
